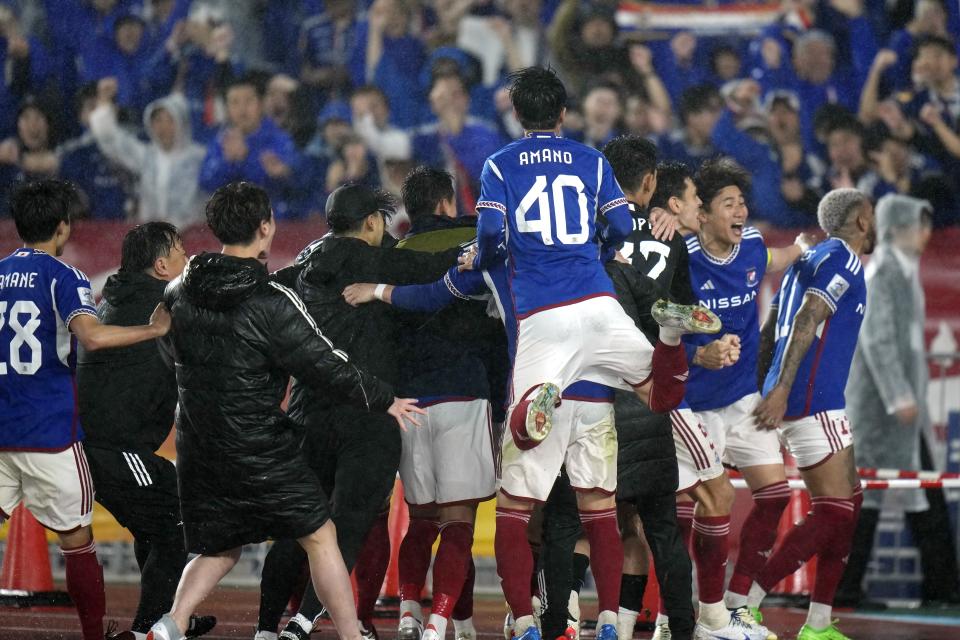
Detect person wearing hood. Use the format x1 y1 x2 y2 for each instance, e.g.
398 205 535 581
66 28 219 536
78 12 154 117
76 222 216 640
89 78 206 225
147 181 422 640
838 194 960 608
255 183 457 640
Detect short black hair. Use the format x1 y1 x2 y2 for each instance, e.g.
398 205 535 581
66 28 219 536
509 66 567 131
813 103 854 141
10 179 79 243
225 71 267 98
824 114 865 140
205 182 272 245
695 157 751 211
602 135 657 194
649 161 694 211
678 85 721 124
120 222 181 273
914 34 957 58
402 165 456 220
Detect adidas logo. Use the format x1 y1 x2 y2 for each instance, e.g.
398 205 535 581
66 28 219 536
700 280 716 291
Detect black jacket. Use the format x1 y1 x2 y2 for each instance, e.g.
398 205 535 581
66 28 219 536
77 271 175 452
279 235 456 421
163 253 393 528
606 261 678 499
396 216 509 410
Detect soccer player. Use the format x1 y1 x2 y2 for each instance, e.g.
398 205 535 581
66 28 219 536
440 65 715 640
751 188 875 640
144 182 423 640
683 158 813 640
78 222 215 640
0 179 172 640
605 149 747 640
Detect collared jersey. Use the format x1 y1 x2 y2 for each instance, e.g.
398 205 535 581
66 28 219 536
0 248 97 450
763 237 867 418
476 132 630 317
684 227 769 411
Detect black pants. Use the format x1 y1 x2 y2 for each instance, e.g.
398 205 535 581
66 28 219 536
84 444 187 633
257 405 401 631
538 473 695 640
838 436 960 604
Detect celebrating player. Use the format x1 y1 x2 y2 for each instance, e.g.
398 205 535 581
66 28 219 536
0 180 171 640
751 188 876 640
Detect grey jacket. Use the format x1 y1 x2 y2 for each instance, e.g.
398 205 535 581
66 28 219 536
846 195 931 510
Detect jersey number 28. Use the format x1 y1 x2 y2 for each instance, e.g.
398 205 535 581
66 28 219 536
0 300 42 375
516 175 590 245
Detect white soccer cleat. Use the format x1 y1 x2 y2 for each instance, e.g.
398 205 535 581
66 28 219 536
503 609 516 640
729 606 777 640
651 621 671 640
567 591 581 640
693 614 774 640
398 614 424 640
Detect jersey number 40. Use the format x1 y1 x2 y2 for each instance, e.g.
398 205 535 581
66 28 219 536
0 300 42 375
516 175 590 246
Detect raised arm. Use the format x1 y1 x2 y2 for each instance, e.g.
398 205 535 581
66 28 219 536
767 232 815 273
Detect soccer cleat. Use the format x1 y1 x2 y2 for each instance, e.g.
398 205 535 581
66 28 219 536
360 620 380 640
186 615 217 638
399 614 424 640
253 631 279 640
729 607 777 640
516 625 542 640
651 299 721 335
693 614 774 640
796 622 852 640
421 625 441 640
278 624 309 640
650 622 671 640
510 383 561 449
566 590 581 640
455 626 476 640
596 624 618 640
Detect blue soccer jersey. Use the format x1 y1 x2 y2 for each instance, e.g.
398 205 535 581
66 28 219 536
684 227 769 411
763 238 866 418
475 132 631 318
0 248 97 450
391 258 615 404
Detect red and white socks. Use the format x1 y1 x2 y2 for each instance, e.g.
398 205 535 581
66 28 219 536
398 516 440 631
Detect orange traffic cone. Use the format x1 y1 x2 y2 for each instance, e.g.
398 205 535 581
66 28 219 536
1 504 54 593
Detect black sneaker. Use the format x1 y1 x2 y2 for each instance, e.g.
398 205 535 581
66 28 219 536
186 615 217 638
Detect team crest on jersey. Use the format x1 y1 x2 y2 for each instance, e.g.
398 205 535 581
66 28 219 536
15 251 29 257
77 286 95 308
826 273 849 301
745 268 758 287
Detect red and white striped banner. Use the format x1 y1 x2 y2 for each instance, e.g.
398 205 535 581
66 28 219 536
857 467 960 481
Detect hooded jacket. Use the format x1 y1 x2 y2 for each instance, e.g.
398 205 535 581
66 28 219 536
89 93 206 225
163 252 393 532
275 235 457 422
77 271 175 452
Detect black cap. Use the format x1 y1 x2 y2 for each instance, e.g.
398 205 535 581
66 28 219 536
325 184 394 231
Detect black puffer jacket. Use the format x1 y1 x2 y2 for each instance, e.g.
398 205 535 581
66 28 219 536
78 271 175 452
164 253 393 536
606 261 678 500
281 235 456 420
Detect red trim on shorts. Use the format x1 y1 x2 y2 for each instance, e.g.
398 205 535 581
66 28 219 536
561 395 613 404
498 487 545 505
570 485 616 496
797 452 834 472
516 292 617 321
817 412 840 453
43 522 84 535
671 410 709 470
0 444 74 453
627 372 653 389
435 494 496 507
416 396 479 408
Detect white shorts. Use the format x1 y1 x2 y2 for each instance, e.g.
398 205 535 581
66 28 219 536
0 443 95 532
671 408 724 493
510 295 655 409
695 392 783 469
778 410 854 470
399 398 496 506
500 400 617 502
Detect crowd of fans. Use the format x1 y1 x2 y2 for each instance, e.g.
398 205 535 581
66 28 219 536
0 0 958 229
